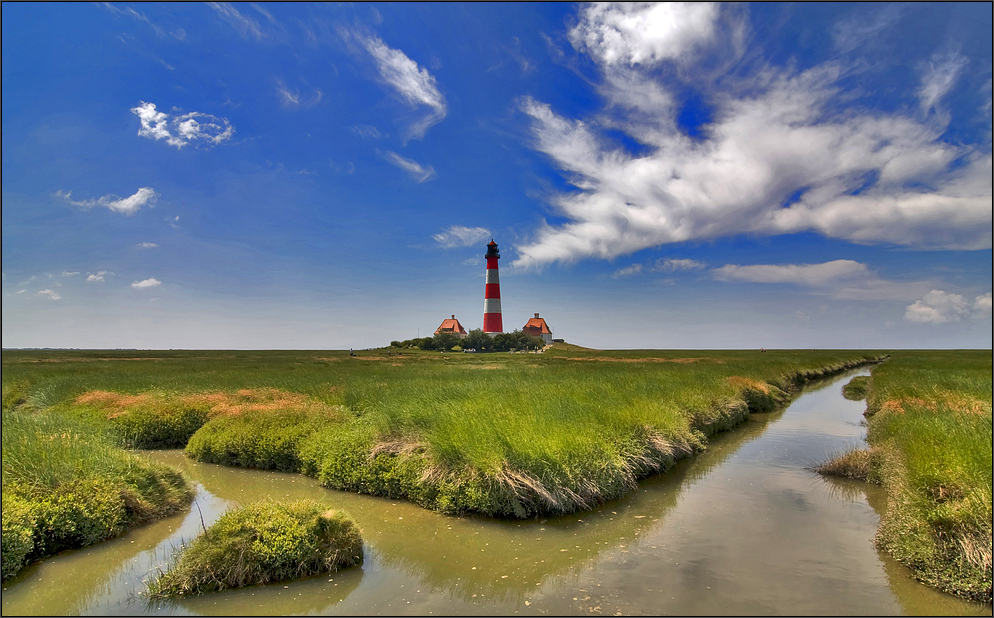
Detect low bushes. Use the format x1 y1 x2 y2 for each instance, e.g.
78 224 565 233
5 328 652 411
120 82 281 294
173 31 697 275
148 500 362 596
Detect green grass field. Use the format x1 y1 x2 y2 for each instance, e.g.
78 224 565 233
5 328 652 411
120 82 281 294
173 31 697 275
862 351 992 602
5 345 989 602
2 347 877 520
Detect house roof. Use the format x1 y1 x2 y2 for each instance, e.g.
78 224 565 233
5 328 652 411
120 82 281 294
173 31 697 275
435 315 467 335
523 314 552 334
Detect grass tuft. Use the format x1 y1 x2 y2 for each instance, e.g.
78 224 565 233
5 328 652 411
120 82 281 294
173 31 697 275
147 500 362 597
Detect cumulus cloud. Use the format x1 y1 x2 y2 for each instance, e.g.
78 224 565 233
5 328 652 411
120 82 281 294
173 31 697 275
56 187 157 215
513 4 992 267
569 2 719 66
87 271 109 282
384 151 436 182
36 289 61 300
356 32 447 139
132 101 234 149
433 225 491 248
974 292 993 317
904 290 992 323
131 278 161 289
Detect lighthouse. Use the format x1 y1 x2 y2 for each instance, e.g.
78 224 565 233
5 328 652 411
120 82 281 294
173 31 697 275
482 239 503 334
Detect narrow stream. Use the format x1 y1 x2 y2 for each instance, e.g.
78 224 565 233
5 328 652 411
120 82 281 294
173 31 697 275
3 370 990 615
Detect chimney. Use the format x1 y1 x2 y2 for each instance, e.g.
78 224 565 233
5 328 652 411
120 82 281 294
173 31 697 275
534 313 540 318
452 315 455 319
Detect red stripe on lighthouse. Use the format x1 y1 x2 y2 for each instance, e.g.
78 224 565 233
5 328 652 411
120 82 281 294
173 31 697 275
483 240 503 334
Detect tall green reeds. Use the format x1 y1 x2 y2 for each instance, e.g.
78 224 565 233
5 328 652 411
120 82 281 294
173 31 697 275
1 409 192 580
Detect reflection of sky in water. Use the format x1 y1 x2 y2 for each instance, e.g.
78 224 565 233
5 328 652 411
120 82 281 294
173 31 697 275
2 369 988 616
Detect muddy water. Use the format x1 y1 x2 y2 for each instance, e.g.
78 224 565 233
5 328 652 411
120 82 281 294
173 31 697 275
3 370 990 616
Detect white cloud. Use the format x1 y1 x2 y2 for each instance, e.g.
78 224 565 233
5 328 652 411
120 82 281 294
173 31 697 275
972 292 992 317
131 278 161 289
569 2 719 66
713 260 871 286
905 290 970 323
357 33 447 139
138 242 159 249
56 187 157 215
87 271 109 282
904 290 993 323
512 4 992 268
433 225 491 248
832 4 902 53
132 102 234 149
384 151 436 182
711 259 934 302
36 289 61 301
61 271 80 277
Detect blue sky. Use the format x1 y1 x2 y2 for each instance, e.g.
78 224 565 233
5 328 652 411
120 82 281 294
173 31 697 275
2 2 991 350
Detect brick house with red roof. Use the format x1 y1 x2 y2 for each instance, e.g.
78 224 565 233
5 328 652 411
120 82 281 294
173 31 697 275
522 313 553 344
434 315 467 338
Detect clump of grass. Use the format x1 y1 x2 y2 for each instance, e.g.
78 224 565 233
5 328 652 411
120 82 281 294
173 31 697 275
815 446 883 483
148 500 362 597
1 410 192 580
842 376 870 400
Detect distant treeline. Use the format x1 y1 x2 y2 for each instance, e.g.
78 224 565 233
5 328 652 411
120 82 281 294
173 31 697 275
391 329 545 352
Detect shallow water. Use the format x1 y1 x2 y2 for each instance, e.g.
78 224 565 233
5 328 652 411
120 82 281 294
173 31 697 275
3 369 990 615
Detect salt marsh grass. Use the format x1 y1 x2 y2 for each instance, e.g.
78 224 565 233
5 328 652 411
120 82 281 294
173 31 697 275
862 351 992 602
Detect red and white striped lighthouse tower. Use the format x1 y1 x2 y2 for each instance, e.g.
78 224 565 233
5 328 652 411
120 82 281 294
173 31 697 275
482 239 503 334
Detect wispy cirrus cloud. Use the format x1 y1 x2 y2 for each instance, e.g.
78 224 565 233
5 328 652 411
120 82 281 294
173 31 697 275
36 289 61 301
207 2 264 40
275 78 323 109
131 278 161 289
132 101 234 149
137 242 158 249
433 225 491 248
513 3 992 268
55 187 157 215
384 151 436 182
353 32 447 140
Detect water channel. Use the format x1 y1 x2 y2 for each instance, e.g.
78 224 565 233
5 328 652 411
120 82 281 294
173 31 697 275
2 369 991 615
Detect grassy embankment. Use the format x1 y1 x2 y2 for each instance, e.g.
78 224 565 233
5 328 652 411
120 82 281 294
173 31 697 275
1 380 193 581
148 500 362 597
3 347 879 525
819 351 992 603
